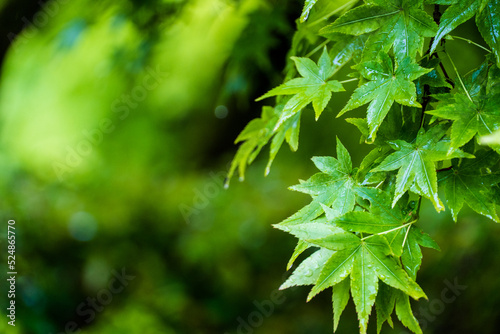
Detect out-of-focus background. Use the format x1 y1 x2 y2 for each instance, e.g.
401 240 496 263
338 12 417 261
0 0 499 333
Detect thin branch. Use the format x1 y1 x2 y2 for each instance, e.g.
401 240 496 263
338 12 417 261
420 83 431 128
305 39 329 58
446 52 473 102
436 166 453 173
439 61 455 88
416 196 422 217
450 35 492 53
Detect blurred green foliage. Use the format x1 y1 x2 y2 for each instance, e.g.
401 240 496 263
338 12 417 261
0 0 499 334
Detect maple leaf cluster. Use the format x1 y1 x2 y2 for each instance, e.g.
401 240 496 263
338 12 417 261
228 0 500 333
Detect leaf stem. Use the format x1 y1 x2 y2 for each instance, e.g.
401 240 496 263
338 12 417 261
361 221 416 241
438 61 454 88
445 52 473 102
420 83 430 129
305 0 358 27
339 78 358 84
450 35 491 53
436 166 453 172
415 196 422 220
305 39 329 58
401 222 412 250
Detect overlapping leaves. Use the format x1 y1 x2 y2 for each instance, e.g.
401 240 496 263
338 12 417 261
430 0 500 66
373 125 473 211
321 0 438 62
427 60 500 153
277 139 359 228
257 47 344 128
226 105 301 183
228 1 500 333
339 53 430 141
439 150 500 222
279 184 438 333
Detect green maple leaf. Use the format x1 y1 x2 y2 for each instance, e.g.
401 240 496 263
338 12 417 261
430 0 500 65
439 150 500 222
277 216 345 243
276 139 359 269
427 93 500 152
305 234 426 334
375 283 396 333
278 175 436 334
227 105 302 184
256 47 344 129
372 125 474 211
375 284 426 334
322 187 408 239
427 60 500 152
332 278 351 332
227 106 278 183
277 139 359 227
476 0 500 66
280 246 335 290
430 0 482 53
324 187 439 267
394 290 423 334
321 0 437 62
276 215 345 270
338 53 431 141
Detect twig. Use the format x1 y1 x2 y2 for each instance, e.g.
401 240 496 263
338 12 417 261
450 35 491 53
446 52 473 102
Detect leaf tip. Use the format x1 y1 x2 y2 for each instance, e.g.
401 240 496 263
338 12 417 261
265 165 271 176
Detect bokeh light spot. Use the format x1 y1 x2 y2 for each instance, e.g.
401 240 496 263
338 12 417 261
68 211 98 241
215 105 228 119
